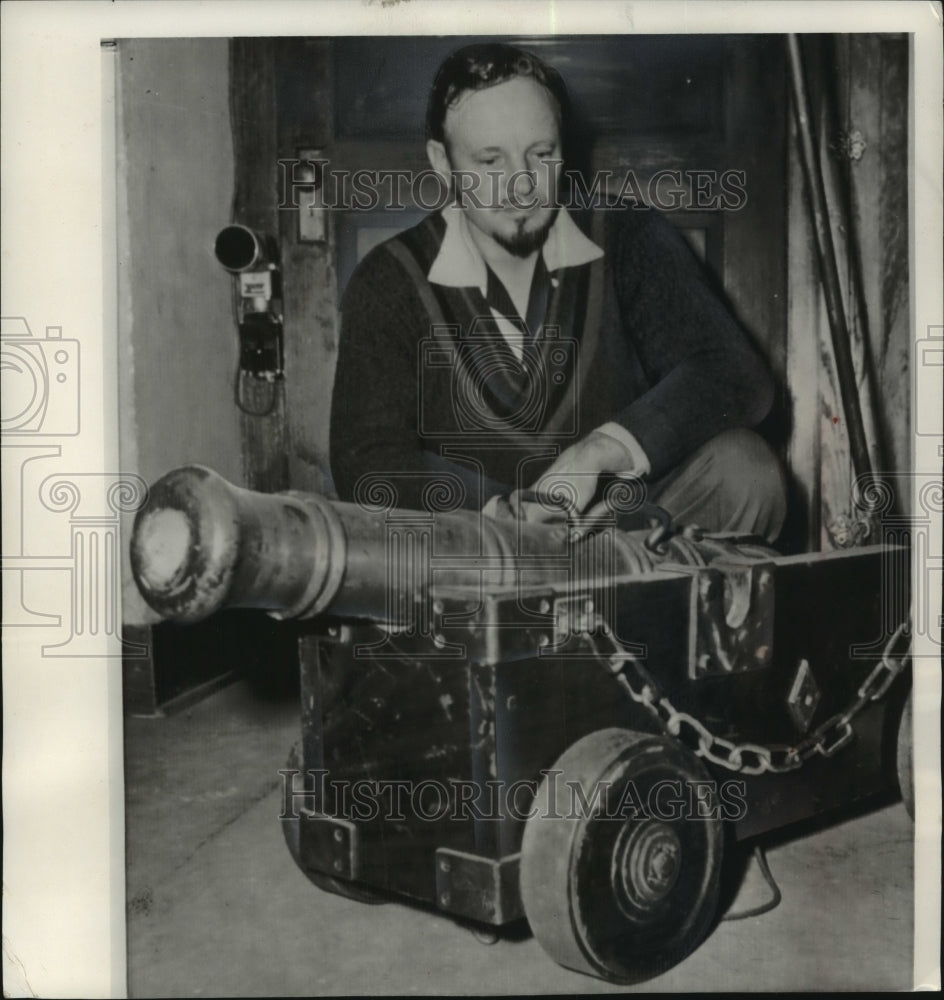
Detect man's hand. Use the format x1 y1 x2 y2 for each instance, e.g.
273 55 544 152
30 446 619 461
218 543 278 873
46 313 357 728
519 429 635 524
481 492 518 521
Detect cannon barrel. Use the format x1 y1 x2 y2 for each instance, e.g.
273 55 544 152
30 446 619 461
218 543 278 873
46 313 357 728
131 466 728 625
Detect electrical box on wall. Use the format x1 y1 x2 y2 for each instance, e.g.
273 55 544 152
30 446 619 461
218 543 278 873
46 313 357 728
296 147 327 243
239 270 274 299
238 313 284 378
214 224 284 381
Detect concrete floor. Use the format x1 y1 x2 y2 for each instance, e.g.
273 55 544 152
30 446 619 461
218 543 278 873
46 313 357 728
124 679 914 996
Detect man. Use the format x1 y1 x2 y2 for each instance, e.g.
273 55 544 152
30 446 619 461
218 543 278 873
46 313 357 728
330 42 786 542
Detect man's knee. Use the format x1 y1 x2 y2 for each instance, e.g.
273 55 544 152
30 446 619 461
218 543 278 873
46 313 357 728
651 429 787 541
696 429 787 538
700 428 779 483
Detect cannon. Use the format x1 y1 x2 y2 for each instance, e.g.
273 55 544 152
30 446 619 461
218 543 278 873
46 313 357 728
131 465 912 985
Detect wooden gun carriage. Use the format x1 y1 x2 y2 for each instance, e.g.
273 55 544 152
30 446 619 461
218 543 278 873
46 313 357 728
131 465 912 984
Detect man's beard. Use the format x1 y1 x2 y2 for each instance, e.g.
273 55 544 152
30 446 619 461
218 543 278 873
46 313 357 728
493 206 559 258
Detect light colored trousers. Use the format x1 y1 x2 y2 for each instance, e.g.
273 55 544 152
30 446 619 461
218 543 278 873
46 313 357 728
645 429 787 543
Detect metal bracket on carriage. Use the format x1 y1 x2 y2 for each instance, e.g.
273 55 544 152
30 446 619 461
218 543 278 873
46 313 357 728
548 592 613 657
690 560 777 677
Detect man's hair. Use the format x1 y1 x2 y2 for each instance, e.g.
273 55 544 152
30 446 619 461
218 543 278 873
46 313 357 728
426 43 570 145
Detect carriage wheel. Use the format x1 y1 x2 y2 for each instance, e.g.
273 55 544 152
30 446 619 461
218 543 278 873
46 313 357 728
281 743 386 904
520 727 723 983
896 691 914 820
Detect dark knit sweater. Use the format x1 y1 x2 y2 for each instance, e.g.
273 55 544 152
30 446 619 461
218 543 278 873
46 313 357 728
330 206 774 510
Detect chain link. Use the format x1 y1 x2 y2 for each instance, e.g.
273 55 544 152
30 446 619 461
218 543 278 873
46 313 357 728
596 619 910 777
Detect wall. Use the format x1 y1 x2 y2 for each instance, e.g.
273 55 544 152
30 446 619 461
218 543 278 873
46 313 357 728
117 38 243 624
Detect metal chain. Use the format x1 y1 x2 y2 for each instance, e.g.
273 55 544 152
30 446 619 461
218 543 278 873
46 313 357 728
594 620 911 777
785 620 911 766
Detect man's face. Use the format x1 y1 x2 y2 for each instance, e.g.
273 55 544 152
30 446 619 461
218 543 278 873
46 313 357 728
427 76 562 258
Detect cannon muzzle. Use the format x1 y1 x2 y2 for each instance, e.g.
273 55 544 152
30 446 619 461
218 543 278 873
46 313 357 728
130 465 349 623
